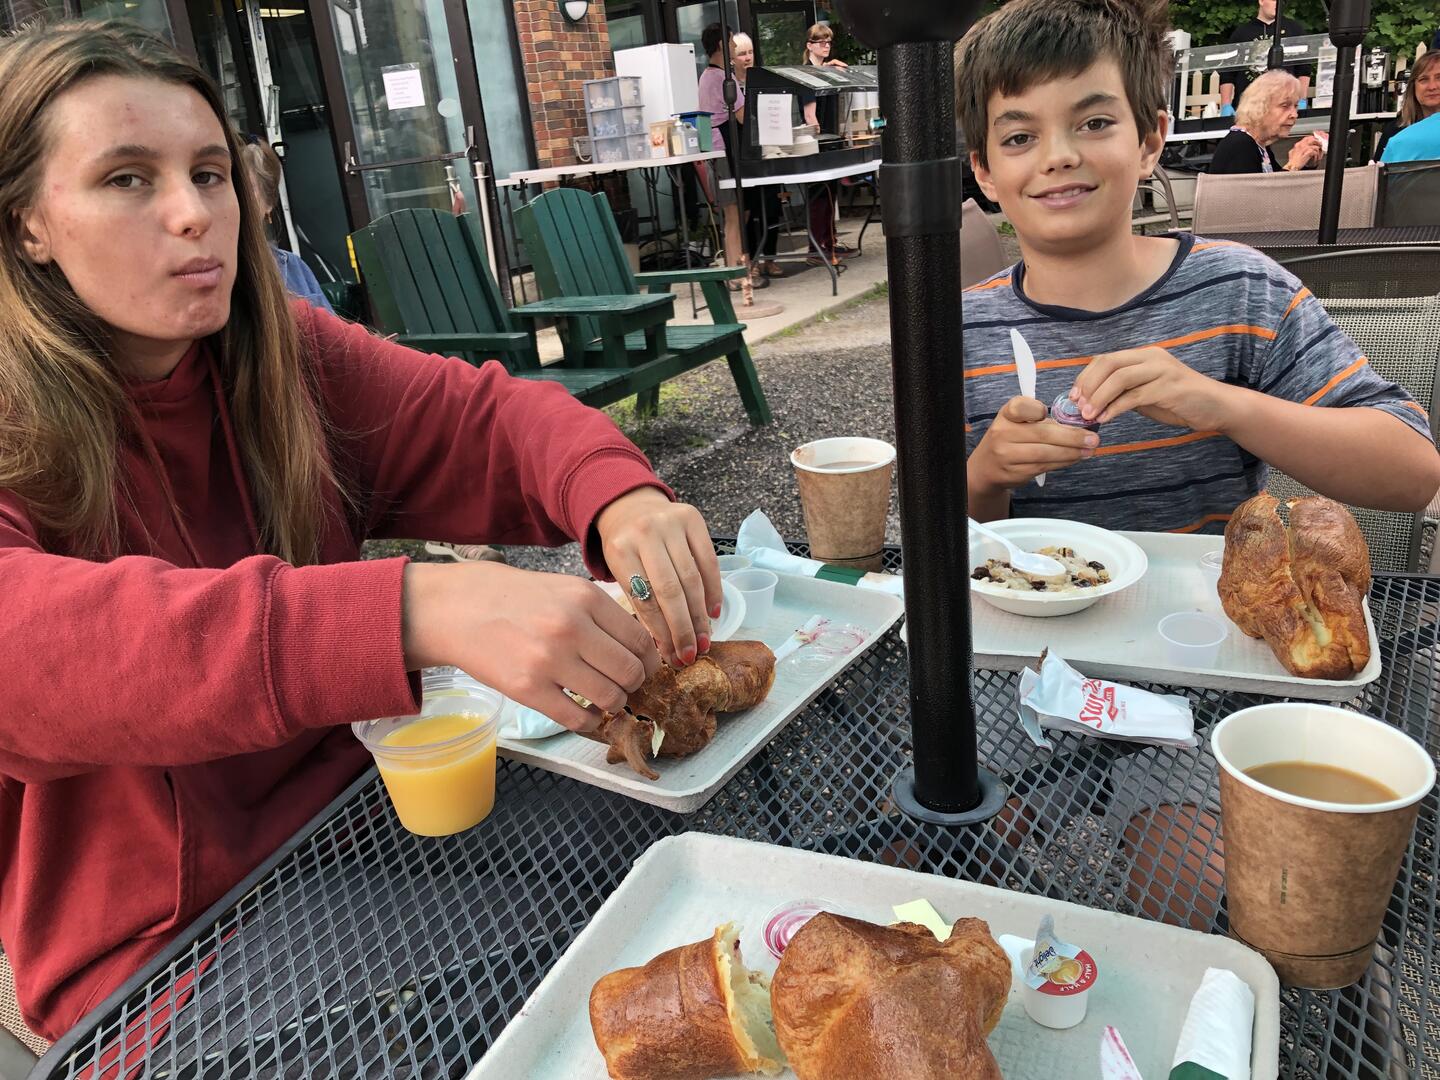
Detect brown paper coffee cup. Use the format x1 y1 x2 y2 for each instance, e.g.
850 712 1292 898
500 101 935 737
790 437 895 572
1213 703 1435 988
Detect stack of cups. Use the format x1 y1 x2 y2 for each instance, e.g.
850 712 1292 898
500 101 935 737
790 437 896 573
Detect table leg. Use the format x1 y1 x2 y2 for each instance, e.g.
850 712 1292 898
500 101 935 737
801 181 839 297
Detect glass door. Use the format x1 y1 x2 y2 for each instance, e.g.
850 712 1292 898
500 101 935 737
315 0 488 226
670 0 740 75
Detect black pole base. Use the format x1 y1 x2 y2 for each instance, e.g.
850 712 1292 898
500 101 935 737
892 764 1009 827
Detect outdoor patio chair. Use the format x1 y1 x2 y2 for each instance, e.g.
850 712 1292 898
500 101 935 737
1376 159 1440 227
1265 293 1440 572
0 950 46 1075
1276 246 1440 300
514 188 771 424
351 208 676 410
1132 165 1185 230
1191 163 1380 235
960 198 1008 289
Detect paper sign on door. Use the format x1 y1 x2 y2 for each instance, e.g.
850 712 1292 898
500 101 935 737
382 64 426 111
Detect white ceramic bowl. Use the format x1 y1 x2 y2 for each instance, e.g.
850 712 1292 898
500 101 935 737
968 518 1147 618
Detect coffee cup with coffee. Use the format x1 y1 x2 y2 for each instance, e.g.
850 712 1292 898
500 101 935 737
790 437 896 573
1212 702 1435 988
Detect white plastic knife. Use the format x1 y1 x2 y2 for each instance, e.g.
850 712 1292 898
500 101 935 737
1010 328 1044 487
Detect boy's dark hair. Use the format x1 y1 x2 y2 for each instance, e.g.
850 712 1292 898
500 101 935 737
956 0 1174 169
701 23 728 60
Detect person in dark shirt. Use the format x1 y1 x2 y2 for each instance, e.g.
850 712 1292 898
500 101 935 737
796 23 852 264
1210 69 1323 173
1219 0 1313 114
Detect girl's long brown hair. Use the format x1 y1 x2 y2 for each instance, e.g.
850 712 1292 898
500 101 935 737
0 19 341 565
1400 50 1440 129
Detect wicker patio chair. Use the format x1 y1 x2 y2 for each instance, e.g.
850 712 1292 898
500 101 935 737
1265 293 1440 572
1192 163 1380 235
960 198 1008 289
1276 246 1440 300
0 949 47 1074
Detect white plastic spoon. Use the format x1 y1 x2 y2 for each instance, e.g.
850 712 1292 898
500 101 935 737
968 518 1066 577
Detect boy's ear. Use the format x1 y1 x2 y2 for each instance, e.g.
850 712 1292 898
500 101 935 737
970 149 1000 204
1137 110 1169 179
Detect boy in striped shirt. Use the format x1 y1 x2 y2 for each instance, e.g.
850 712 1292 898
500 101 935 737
956 0 1439 533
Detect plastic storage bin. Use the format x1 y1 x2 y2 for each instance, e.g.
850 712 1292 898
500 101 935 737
584 76 643 111
593 133 648 164
588 105 646 138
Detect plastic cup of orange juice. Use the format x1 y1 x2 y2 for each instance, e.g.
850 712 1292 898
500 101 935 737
352 671 506 837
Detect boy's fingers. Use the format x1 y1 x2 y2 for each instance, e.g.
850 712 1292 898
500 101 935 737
1001 396 1049 424
1083 363 1154 417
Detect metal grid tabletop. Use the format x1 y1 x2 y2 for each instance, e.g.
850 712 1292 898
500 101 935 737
33 553 1440 1080
1213 226 1440 249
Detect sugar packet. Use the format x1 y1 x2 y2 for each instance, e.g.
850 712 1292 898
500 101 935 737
1018 650 1197 750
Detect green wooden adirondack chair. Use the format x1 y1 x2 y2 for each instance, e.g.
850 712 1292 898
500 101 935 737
350 209 674 407
514 188 771 425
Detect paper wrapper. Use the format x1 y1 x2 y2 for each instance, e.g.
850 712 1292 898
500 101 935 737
1219 769 1420 988
1018 651 1197 750
736 510 904 597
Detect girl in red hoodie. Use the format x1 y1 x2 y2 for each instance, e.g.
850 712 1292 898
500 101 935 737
0 20 725 1041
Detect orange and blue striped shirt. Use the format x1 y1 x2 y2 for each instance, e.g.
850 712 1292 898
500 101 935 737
962 234 1432 534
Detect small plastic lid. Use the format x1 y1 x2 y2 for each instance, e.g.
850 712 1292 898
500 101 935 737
1033 949 1099 996
352 669 504 756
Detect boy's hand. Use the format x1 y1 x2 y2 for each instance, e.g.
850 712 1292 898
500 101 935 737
970 396 1100 493
1072 348 1236 431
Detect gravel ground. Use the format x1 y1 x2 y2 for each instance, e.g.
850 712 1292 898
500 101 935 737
365 229 1023 576
365 284 900 576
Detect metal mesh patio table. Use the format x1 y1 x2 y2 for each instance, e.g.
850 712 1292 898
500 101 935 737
31 546 1440 1080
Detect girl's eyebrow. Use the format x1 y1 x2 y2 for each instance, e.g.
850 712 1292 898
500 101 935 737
95 142 231 163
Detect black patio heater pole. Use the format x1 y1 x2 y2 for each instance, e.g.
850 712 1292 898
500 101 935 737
1318 0 1372 244
718 2 743 236
834 0 1006 825
1269 0 1285 71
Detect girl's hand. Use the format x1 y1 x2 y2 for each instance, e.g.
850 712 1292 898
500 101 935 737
596 487 722 669
402 562 661 733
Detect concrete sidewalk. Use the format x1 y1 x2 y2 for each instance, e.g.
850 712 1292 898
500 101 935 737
534 215 890 362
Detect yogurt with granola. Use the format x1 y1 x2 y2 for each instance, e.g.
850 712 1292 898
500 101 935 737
971 546 1111 593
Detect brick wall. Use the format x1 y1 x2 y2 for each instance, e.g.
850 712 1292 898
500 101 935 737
512 1 615 169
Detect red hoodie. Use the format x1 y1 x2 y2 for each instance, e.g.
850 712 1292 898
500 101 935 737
0 304 668 1040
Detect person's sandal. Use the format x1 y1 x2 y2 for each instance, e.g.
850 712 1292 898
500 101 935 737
748 266 771 289
424 542 508 564
760 260 787 278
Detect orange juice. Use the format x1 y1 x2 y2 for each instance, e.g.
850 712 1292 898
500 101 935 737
375 712 498 836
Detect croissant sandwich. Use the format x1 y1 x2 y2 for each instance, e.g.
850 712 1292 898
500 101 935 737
582 641 776 780
769 913 1010 1080
1219 493 1371 680
589 922 785 1080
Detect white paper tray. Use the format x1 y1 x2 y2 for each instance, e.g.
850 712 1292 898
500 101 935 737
470 834 1281 1080
972 531 1381 702
497 575 904 813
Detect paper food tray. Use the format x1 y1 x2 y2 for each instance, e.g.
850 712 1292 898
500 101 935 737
470 833 1281 1080
497 575 904 813
972 531 1381 702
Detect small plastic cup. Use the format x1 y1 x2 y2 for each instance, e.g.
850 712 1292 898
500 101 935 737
1199 549 1225 611
762 898 839 959
729 568 778 628
1158 611 1229 669
353 670 505 837
715 554 752 576
1019 945 1097 1029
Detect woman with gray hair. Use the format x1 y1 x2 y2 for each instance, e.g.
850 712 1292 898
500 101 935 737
1209 69 1324 174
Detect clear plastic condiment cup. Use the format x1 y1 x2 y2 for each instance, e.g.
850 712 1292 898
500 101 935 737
715 554 753 576
729 568 779 628
1199 549 1225 612
352 670 506 837
1158 611 1229 669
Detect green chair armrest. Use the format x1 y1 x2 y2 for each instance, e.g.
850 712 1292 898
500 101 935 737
510 294 674 320
636 267 747 286
398 332 535 356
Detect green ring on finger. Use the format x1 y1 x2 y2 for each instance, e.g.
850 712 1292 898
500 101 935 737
628 574 653 602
